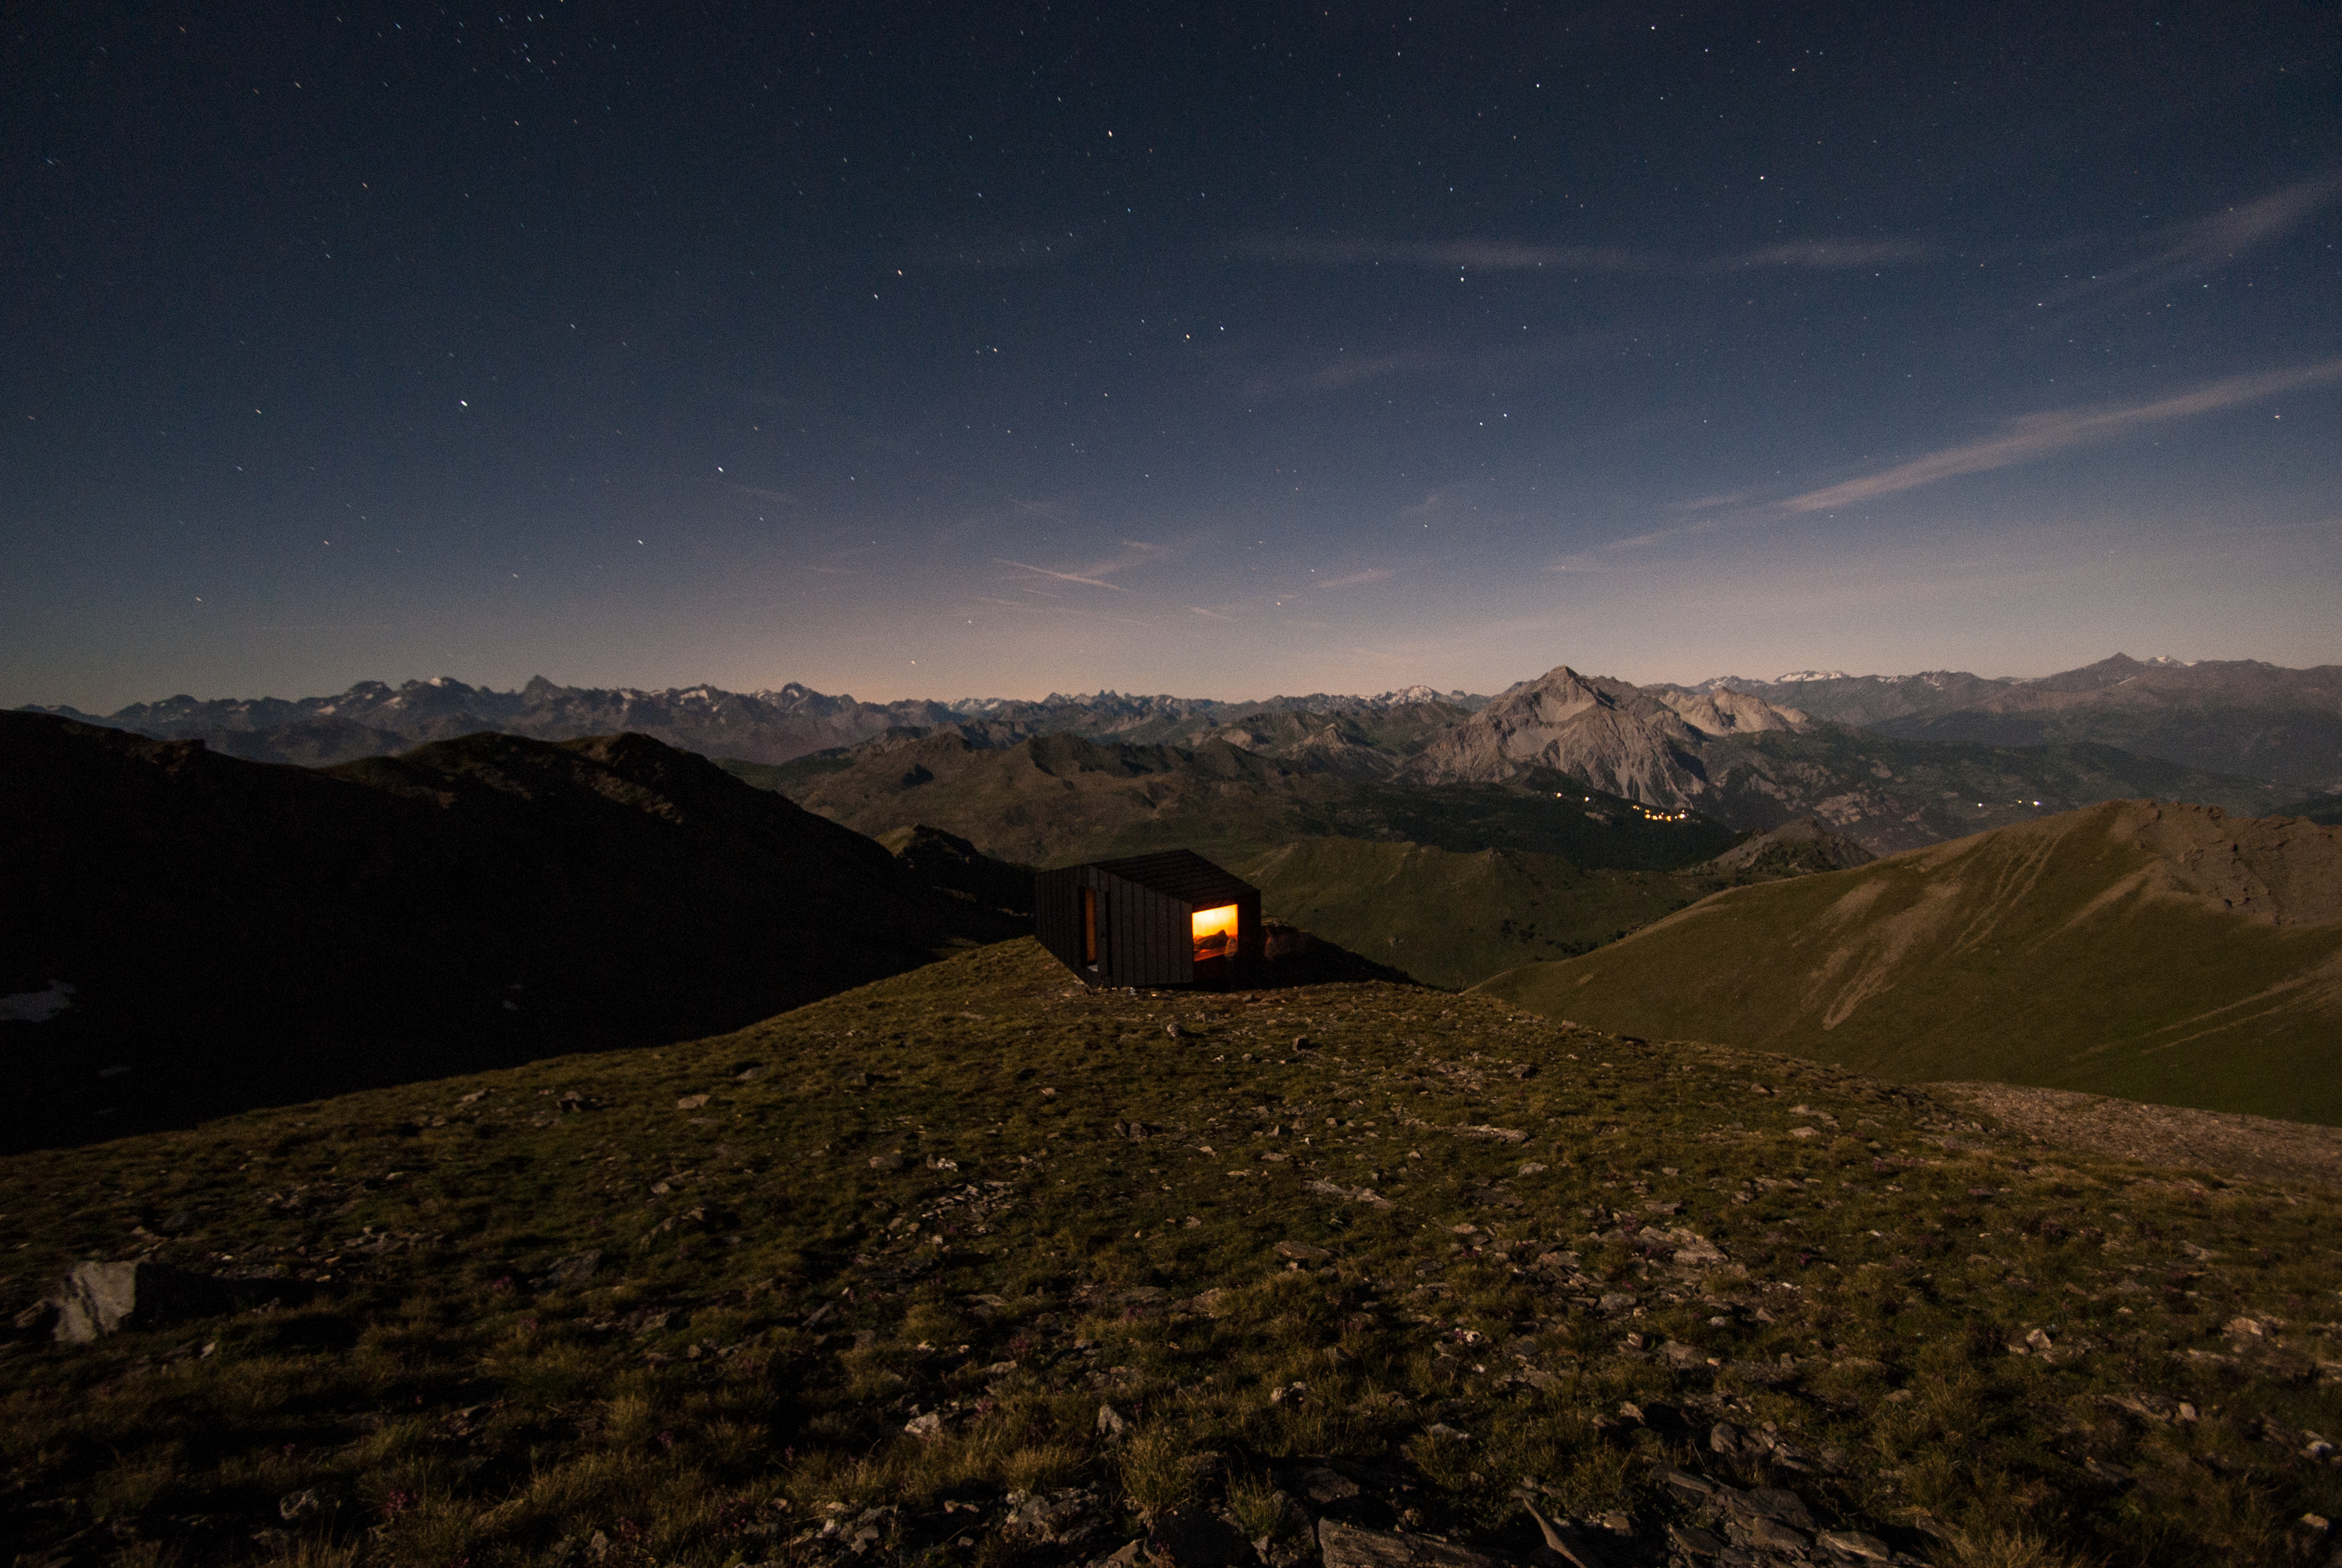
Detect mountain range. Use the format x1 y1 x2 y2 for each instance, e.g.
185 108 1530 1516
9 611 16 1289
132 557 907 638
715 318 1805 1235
1683 654 2342 788
23 652 2332 826
749 663 2287 864
1476 798 2342 1124
21 677 1484 769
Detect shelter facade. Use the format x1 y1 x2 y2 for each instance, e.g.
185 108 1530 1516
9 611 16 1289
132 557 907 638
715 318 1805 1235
1035 849 1265 988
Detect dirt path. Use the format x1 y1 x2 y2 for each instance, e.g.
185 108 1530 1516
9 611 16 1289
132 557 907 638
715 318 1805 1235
1929 1079 2342 1190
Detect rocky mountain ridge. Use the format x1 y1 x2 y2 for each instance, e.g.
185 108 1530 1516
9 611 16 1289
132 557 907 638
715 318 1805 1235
23 678 1489 770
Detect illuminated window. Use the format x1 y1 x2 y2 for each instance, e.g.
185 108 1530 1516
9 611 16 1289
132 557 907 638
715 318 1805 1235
1191 903 1237 962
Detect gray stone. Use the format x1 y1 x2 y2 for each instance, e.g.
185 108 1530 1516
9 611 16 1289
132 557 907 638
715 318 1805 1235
1816 1529 1893 1561
46 1260 246 1342
1668 1522 1726 1557
1290 1464 1361 1506
1002 1488 1109 1550
535 1250 601 1289
1743 1516 1808 1553
1317 1520 1500 1568
1652 1465 1713 1500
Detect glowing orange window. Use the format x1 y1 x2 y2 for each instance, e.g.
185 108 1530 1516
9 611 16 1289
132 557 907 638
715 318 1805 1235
1191 903 1238 962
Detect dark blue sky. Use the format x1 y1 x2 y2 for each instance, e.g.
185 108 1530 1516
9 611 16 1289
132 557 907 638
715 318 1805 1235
6 2 2339 710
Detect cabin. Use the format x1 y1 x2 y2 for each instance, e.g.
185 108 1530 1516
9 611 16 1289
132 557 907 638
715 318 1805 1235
1035 849 1265 988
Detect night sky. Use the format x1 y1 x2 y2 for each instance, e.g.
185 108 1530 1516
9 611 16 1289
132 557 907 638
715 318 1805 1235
6 3 2340 711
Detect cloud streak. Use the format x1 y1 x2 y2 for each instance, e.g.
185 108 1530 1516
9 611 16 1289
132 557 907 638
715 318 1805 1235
1236 235 1927 273
1782 358 2342 513
2042 175 2340 309
994 559 1130 591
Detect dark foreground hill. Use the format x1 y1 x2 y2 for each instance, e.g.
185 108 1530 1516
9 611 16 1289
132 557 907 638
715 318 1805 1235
0 714 1021 1151
4 939 2341 1568
1476 800 2342 1124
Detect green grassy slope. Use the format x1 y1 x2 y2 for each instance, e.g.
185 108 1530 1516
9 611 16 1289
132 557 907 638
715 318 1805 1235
1476 801 2342 1124
1235 838 1709 991
5 939 2341 1567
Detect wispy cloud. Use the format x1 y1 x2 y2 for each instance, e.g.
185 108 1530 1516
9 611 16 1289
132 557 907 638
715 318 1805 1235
1189 605 1234 620
1316 567 1394 590
1720 239 1928 270
992 541 1170 593
994 559 1130 591
2042 175 2340 308
1237 234 1927 273
974 596 1154 628
1782 358 2342 513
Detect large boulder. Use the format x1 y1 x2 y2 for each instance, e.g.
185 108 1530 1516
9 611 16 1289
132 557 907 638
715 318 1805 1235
43 1260 248 1342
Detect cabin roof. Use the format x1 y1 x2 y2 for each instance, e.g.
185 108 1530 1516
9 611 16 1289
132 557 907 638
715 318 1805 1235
1087 849 1255 907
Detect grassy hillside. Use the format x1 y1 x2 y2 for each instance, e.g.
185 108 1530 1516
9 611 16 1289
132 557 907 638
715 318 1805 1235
737 732 1736 871
6 939 2341 1567
1237 822 1879 993
1476 801 2342 1124
1234 839 1712 991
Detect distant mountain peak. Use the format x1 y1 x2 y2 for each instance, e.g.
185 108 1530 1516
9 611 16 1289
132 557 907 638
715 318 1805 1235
1772 669 1852 682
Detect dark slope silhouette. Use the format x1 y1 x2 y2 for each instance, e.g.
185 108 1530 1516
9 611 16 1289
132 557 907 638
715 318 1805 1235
0 714 1021 1150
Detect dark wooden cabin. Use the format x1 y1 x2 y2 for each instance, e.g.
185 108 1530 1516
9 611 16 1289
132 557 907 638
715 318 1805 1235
1035 849 1265 988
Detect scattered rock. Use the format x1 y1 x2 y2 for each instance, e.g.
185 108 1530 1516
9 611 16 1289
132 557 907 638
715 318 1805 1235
1447 1124 1528 1143
1002 1489 1110 1551
903 1412 945 1441
1275 1241 1333 1263
1740 1515 1809 1553
1317 1519 1499 1568
1097 1402 1128 1438
1721 1486 1813 1532
1815 1529 1893 1561
1146 1504 1250 1568
43 1260 258 1342
1667 1521 1725 1557
1288 1464 1360 1506
676 1094 711 1110
534 1250 601 1290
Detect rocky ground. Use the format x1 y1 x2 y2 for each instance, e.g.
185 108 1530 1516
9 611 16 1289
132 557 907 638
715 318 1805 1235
3 939 2340 1567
